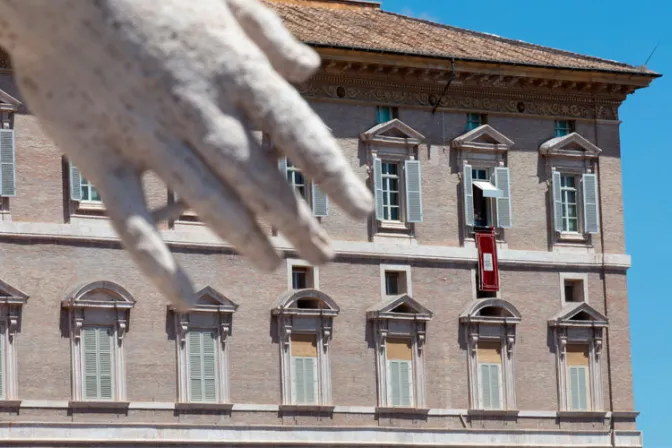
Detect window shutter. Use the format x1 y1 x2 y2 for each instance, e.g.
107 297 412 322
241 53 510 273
569 366 580 411
577 366 588 410
399 360 412 407
387 360 400 406
463 164 474 227
404 160 423 223
582 173 600 234
0 328 5 399
292 357 304 404
69 162 83 201
82 328 98 400
98 328 113 400
494 167 512 228
311 184 328 217
480 363 491 409
373 158 384 220
489 365 501 410
278 157 288 177
303 357 317 405
202 331 217 402
0 129 16 197
188 331 203 402
552 171 563 233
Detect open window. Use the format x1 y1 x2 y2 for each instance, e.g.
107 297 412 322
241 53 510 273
287 259 318 290
452 125 514 236
272 289 339 409
380 264 412 297
460 299 521 411
62 281 135 403
170 287 238 406
548 302 607 412
361 119 424 238
368 294 432 410
69 163 104 214
540 132 602 240
279 158 329 218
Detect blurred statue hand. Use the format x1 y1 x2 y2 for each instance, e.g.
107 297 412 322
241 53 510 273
0 0 373 310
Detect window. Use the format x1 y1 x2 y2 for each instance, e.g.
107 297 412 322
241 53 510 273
385 338 413 407
288 260 318 290
559 174 578 233
463 164 512 231
368 294 432 409
376 106 398 123
62 281 135 402
560 273 588 305
466 113 486 131
566 344 590 411
292 267 308 289
279 158 328 217
380 265 412 297
564 279 584 303
82 326 114 400
273 290 339 407
554 120 574 137
80 175 101 202
385 272 400 295
290 334 318 405
475 270 498 299
0 279 28 401
172 287 237 405
0 129 16 197
549 302 607 412
477 342 503 409
460 299 521 411
381 162 401 221
551 171 600 236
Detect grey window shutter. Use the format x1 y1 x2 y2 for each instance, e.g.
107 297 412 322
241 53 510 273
83 328 98 400
494 167 512 228
98 328 113 400
202 331 217 402
481 363 491 409
0 130 16 197
293 357 304 404
188 331 203 402
373 158 384 220
399 360 412 407
278 157 288 177
552 171 563 233
405 160 423 223
303 357 317 405
388 360 400 406
489 365 501 410
312 184 328 217
463 164 474 227
578 366 588 410
569 366 580 410
582 173 600 234
69 162 83 201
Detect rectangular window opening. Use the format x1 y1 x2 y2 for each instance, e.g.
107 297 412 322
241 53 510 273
560 174 579 233
292 266 313 290
290 333 318 405
80 176 101 202
381 162 402 222
477 341 502 410
554 120 575 137
472 168 495 228
564 279 584 303
376 106 399 124
466 113 486 131
386 338 413 407
566 344 590 411
187 329 217 403
286 159 308 200
82 326 114 401
384 271 408 296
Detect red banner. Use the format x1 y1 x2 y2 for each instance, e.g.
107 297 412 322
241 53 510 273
476 230 499 292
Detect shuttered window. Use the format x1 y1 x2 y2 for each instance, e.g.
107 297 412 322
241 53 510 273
376 106 398 124
404 160 423 223
279 158 328 217
582 173 600 234
466 113 484 131
291 334 318 405
567 344 590 411
380 162 401 221
69 163 100 202
477 342 502 409
386 338 413 407
82 327 114 400
554 120 574 137
0 129 16 197
188 330 217 402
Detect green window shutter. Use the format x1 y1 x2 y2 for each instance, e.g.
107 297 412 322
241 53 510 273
373 158 384 220
69 162 83 201
463 164 474 227
311 184 328 217
489 365 501 410
83 327 99 400
188 331 203 402
376 106 392 123
202 331 217 403
569 366 588 411
303 357 317 405
480 363 491 409
399 360 412 407
552 171 563 233
578 366 588 410
98 328 113 400
0 129 16 197
404 160 423 223
582 173 600 234
293 357 305 404
494 167 512 228
387 360 401 407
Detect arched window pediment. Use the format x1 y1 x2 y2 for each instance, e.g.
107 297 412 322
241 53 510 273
62 280 135 310
272 289 339 317
460 299 522 325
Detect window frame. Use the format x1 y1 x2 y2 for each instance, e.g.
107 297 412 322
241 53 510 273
554 120 575 137
171 286 237 406
287 259 319 291
466 113 486 131
0 279 28 402
559 173 580 233
376 105 399 124
380 161 402 222
289 333 320 406
559 273 589 305
380 264 412 298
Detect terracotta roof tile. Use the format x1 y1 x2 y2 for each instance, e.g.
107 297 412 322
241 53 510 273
265 1 657 76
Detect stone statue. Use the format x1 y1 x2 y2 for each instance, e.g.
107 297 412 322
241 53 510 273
0 0 373 310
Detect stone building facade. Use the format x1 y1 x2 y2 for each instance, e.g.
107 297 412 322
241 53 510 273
0 0 659 446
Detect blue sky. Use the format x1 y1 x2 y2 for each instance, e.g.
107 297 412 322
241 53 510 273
380 0 669 445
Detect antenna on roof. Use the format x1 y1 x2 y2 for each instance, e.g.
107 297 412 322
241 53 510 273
642 41 659 67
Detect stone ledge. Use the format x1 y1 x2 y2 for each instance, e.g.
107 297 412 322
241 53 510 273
279 404 335 414
468 409 520 418
68 401 130 411
0 400 21 410
375 406 430 415
557 411 608 419
174 403 233 413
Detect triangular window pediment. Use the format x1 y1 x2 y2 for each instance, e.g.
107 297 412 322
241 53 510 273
0 88 21 111
451 124 515 153
0 279 28 305
539 132 602 159
360 119 425 147
548 302 608 328
367 294 432 320
191 286 238 311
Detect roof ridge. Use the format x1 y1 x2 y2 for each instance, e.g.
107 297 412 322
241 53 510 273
379 9 644 71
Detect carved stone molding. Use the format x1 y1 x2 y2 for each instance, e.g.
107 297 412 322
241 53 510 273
299 73 622 120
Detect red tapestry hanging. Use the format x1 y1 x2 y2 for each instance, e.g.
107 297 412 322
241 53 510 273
476 230 499 292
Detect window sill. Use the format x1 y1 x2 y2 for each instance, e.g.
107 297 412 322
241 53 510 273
175 402 233 412
375 406 430 415
279 404 335 414
557 410 607 419
612 411 640 420
68 401 130 411
378 220 410 231
557 232 588 243
76 201 106 212
468 409 519 418
0 400 21 410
